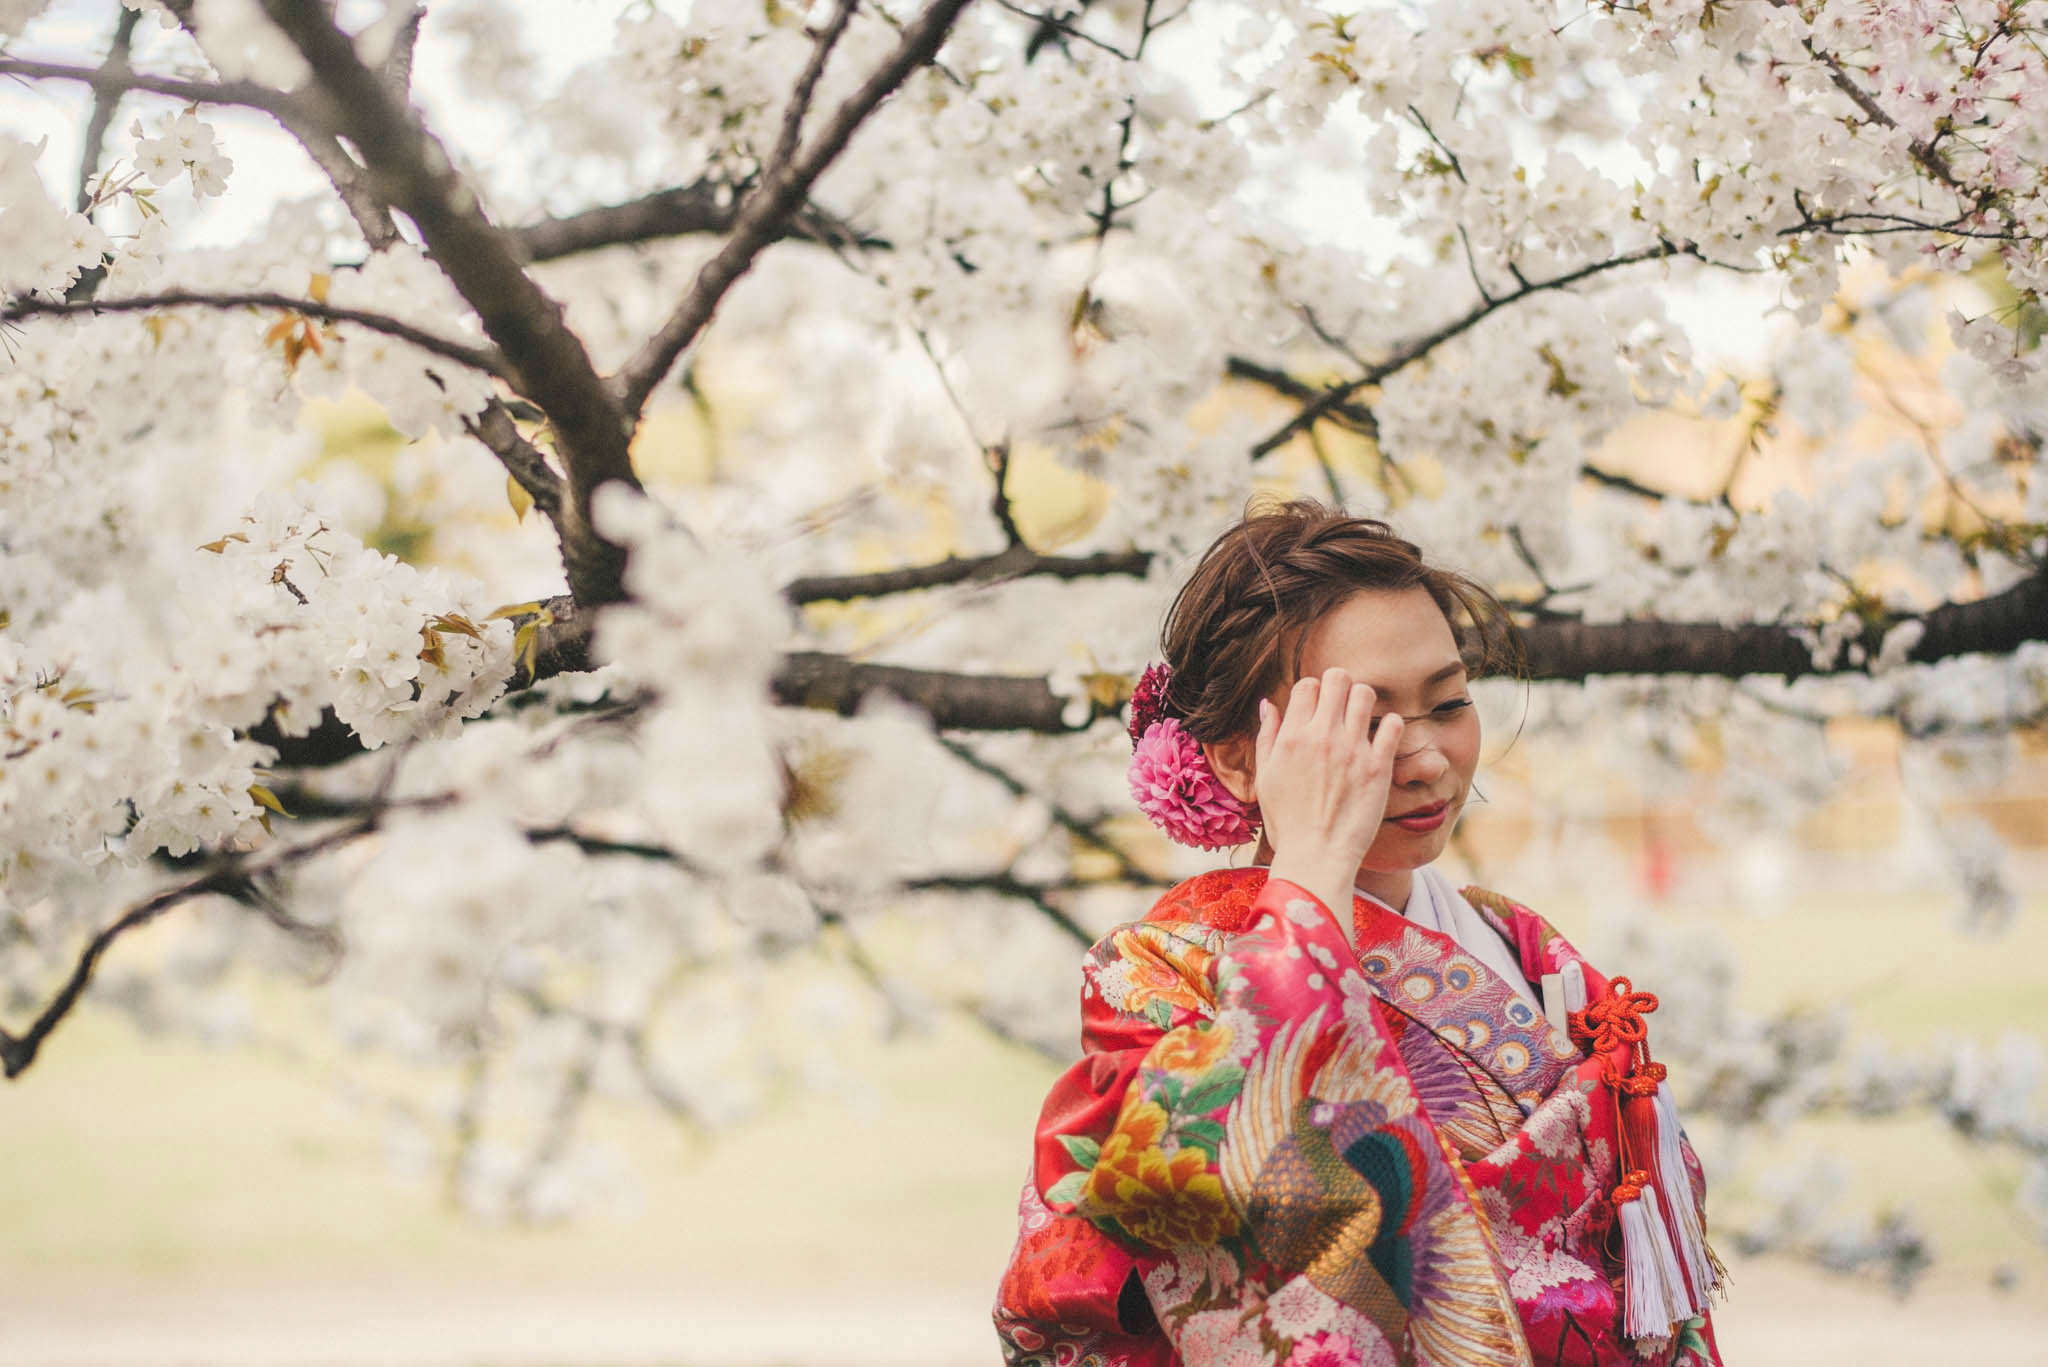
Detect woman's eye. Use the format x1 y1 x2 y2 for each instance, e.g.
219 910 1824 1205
1433 698 1473 716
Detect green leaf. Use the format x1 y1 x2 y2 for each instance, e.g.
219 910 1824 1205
1044 1171 1089 1208
1176 1118 1225 1159
1177 1063 1247 1117
1057 1133 1101 1170
1144 997 1174 1030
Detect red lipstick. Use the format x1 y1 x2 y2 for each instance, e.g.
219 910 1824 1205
1387 800 1449 832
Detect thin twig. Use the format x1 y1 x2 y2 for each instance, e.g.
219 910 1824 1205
903 872 1099 946
995 0 1136 60
3 289 513 380
936 736 1146 882
783 545 1152 603
462 397 564 518
776 0 860 172
73 7 142 215
1251 240 1704 458
614 0 976 416
0 56 304 118
0 817 383 1079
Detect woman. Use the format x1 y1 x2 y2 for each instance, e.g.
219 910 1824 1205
994 503 1722 1367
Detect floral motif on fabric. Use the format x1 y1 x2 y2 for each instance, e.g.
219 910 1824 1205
1462 1087 1623 1359
1086 922 1227 1031
996 1177 1174 1367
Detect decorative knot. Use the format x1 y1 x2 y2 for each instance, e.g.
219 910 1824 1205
1612 1168 1650 1204
1568 976 1659 1054
1617 1062 1668 1097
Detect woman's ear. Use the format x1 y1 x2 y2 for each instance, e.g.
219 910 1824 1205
1202 734 1256 806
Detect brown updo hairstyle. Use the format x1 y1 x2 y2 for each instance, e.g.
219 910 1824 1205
1159 499 1523 744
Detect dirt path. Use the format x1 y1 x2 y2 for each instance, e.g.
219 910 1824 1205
5 1262 2047 1367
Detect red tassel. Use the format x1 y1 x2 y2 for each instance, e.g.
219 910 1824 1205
1572 978 1702 1338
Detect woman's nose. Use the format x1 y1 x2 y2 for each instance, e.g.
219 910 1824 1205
1397 743 1449 786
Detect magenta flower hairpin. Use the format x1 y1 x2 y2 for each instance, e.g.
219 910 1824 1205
1125 662 1259 850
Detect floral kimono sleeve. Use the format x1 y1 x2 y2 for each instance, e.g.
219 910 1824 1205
1000 877 1533 1367
994 915 1217 1366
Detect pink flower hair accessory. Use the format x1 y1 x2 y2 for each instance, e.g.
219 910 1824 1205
1126 662 1259 850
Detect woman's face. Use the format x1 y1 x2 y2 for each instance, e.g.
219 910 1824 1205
1283 586 1482 876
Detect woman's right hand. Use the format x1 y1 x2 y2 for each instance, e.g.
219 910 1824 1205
1255 667 1405 923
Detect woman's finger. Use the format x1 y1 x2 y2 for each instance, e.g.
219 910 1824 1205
1254 696 1277 771
1342 681 1374 747
1315 667 1352 729
1370 711 1406 769
1279 674 1319 743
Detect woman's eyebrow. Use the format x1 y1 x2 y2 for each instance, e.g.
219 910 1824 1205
1364 660 1469 698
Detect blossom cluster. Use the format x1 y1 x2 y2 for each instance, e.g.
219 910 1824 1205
132 112 234 198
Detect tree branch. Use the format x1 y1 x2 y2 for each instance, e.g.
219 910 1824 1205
1 289 513 380
0 56 302 117
614 0 975 417
258 0 639 607
937 736 1146 882
0 874 238 1079
902 872 1098 946
508 181 891 263
1578 463 1678 502
1250 240 1702 458
150 0 402 251
1225 355 1685 502
1517 566 2048 679
775 0 859 173
73 6 143 214
60 6 145 303
378 0 425 99
784 544 1152 604
279 107 404 251
1225 355 1379 436
462 397 564 519
0 818 380 1079
994 0 1134 61
515 182 737 262
1791 23 1970 196
772 651 1085 731
254 566 2048 769
778 569 2048 721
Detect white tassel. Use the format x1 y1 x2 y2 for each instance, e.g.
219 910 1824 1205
1618 1186 1692 1340
1653 1081 1719 1304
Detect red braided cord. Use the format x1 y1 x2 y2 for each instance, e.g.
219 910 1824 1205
1570 977 1669 1204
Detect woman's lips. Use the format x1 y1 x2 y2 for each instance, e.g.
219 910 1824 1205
1387 800 1449 832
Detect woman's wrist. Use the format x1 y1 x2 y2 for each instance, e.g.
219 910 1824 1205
1264 855 1358 927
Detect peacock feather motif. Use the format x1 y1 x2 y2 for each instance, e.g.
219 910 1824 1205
1220 1010 1528 1366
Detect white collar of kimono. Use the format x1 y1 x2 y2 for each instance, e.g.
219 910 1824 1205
1356 865 1543 1012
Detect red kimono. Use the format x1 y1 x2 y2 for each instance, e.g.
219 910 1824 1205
994 869 1722 1367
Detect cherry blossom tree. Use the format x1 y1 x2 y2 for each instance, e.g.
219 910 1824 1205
1 0 2043 1268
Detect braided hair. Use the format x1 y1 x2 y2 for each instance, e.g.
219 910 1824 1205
1157 499 1522 744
